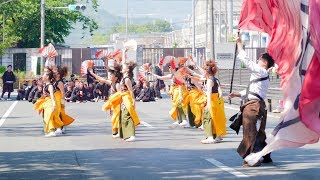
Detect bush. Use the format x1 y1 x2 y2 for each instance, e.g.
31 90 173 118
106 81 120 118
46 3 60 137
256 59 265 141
0 66 6 74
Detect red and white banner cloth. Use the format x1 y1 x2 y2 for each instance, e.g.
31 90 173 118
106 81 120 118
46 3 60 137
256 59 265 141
238 0 320 165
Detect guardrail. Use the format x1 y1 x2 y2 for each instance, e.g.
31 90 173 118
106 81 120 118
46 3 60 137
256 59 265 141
221 83 283 112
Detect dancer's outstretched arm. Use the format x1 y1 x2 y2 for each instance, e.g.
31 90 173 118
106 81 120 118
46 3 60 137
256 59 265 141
89 70 112 85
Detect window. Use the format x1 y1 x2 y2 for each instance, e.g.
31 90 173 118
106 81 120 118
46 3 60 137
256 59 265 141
13 53 26 71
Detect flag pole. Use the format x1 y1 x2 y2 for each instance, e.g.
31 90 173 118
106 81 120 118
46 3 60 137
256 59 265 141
229 30 240 104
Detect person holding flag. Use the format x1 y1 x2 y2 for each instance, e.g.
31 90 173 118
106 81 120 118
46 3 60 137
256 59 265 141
229 36 274 166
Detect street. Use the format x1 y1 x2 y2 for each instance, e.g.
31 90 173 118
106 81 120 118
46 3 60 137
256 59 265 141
0 98 319 179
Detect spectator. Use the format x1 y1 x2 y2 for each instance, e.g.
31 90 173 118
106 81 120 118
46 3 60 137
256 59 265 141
65 85 73 102
71 81 88 103
86 83 95 101
93 81 109 102
28 78 42 103
133 80 143 97
32 84 44 104
17 81 28 100
1 65 16 101
25 80 37 100
136 81 155 102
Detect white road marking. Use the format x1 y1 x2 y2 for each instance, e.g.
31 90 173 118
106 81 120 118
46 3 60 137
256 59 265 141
205 158 249 178
0 101 18 127
140 121 154 128
224 105 280 119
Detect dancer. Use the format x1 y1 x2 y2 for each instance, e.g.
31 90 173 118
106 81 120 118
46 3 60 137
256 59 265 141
229 37 274 166
89 64 123 137
53 66 75 135
118 62 140 142
152 65 188 127
201 61 226 144
34 67 64 137
184 66 205 128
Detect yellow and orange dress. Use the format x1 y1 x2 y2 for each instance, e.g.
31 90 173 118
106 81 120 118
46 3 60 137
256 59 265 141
103 77 140 139
184 78 205 126
169 80 188 123
54 80 75 127
34 83 64 134
102 83 121 135
202 77 227 138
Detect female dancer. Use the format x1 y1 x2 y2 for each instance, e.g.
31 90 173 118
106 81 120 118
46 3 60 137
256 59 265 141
53 66 75 135
201 61 226 144
89 64 123 137
152 66 189 127
34 67 64 137
119 62 140 142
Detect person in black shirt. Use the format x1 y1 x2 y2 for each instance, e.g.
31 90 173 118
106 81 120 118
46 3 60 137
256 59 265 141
17 81 28 100
133 80 143 97
153 65 165 99
65 85 73 102
86 83 95 101
71 81 88 103
1 65 16 100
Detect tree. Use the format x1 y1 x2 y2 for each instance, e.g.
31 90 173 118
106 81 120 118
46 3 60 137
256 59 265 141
109 19 173 34
0 0 98 54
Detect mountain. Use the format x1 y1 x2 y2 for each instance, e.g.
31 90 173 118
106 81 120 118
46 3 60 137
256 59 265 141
64 0 192 47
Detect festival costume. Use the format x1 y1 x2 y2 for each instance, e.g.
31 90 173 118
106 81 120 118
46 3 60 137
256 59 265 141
102 83 121 135
118 77 140 139
235 50 272 162
169 83 188 123
34 83 64 134
202 77 227 138
54 80 75 126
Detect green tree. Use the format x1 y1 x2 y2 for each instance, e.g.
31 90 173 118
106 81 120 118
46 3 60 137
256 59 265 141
109 19 173 34
0 0 98 54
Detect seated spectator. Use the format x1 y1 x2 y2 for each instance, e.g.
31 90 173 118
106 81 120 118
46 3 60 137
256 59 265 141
32 84 43 104
25 80 37 100
28 78 42 103
86 83 95 102
65 85 73 102
94 81 109 102
136 81 155 102
133 80 143 97
17 81 28 100
71 81 88 103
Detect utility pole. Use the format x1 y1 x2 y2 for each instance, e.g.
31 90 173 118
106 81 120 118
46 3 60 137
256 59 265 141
205 0 208 58
192 0 196 59
126 0 128 40
209 0 215 59
219 0 221 43
225 0 228 42
40 0 45 71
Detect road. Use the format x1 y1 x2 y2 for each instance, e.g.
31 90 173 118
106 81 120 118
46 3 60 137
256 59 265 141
0 97 319 179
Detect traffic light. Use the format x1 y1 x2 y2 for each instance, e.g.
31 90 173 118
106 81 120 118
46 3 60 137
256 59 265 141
68 4 86 11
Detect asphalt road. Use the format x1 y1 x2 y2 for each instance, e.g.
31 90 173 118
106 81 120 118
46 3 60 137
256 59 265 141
0 97 319 180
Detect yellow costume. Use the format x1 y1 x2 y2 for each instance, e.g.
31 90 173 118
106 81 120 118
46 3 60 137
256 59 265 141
169 85 188 121
54 91 75 126
34 90 64 134
102 92 122 133
185 88 205 125
102 91 140 131
203 93 227 137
